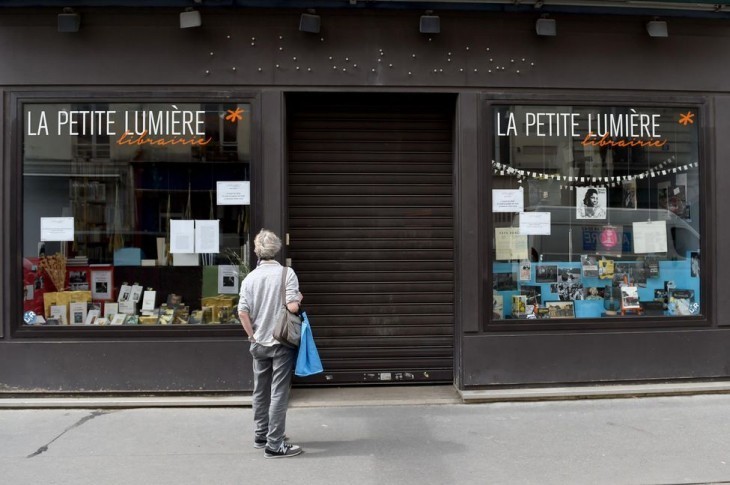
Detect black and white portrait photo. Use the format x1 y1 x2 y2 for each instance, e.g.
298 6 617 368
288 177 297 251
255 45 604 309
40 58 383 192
576 186 607 220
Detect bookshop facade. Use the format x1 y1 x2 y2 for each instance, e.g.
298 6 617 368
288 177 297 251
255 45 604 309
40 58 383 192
1 5 730 394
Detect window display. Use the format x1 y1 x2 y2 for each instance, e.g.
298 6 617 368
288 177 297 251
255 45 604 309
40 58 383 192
22 102 252 328
490 104 701 321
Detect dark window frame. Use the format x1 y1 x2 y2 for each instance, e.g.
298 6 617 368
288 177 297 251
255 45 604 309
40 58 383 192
7 89 263 339
480 92 713 332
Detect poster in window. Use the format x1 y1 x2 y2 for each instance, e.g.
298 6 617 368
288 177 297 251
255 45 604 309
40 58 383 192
576 187 607 220
492 294 504 320
622 179 637 209
545 301 575 318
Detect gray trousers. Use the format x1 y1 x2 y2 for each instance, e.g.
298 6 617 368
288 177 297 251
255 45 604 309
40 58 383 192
250 343 297 449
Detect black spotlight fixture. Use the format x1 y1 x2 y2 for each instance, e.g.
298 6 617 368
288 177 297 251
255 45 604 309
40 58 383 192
299 10 321 34
419 10 440 34
58 7 81 33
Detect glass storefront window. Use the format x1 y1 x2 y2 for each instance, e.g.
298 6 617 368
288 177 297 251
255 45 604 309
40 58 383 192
490 105 701 322
22 102 252 327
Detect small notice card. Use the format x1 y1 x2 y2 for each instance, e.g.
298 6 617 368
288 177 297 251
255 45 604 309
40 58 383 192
217 181 250 206
519 212 551 235
494 228 528 261
170 220 195 254
40 217 74 242
492 189 524 213
633 221 668 254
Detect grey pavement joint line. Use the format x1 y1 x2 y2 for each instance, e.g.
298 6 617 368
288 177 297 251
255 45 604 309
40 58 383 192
26 410 109 458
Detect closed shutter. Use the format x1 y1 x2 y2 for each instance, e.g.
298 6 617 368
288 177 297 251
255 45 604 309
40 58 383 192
287 93 454 385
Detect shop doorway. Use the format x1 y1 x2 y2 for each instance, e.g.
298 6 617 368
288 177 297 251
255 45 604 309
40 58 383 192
286 93 455 385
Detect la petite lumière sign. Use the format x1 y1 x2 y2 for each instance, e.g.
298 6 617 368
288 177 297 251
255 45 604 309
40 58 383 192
497 110 671 148
26 108 216 146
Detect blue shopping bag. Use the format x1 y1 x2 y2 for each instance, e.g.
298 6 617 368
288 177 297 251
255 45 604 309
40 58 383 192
295 312 324 376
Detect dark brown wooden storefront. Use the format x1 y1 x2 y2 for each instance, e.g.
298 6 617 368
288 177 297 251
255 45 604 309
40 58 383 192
2 4 730 395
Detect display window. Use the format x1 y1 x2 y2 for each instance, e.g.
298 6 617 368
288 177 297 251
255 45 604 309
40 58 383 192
21 101 252 328
489 104 702 323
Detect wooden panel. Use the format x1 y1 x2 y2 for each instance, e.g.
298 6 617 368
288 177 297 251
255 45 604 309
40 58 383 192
287 93 455 385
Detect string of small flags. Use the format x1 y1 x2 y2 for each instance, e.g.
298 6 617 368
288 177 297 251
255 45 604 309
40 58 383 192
491 156 699 191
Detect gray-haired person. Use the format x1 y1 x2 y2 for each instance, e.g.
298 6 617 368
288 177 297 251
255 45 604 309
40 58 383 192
238 229 304 458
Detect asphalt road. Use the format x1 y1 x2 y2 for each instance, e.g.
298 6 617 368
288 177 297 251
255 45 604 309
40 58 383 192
2 394 730 485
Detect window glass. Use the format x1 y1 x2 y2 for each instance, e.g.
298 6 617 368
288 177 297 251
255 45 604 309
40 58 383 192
22 102 252 327
490 105 701 322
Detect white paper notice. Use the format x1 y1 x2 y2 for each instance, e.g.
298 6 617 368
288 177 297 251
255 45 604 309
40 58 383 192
519 212 551 235
492 188 524 213
494 228 528 261
170 220 195 254
195 220 220 254
40 217 75 242
633 221 668 254
217 181 250 206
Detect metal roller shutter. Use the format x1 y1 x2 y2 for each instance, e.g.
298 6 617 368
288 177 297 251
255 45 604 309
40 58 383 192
287 93 455 385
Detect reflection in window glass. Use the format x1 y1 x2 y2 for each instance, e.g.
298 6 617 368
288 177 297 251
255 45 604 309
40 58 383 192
491 105 701 321
22 102 252 327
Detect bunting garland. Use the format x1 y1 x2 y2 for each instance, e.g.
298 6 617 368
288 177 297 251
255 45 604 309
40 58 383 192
491 155 698 191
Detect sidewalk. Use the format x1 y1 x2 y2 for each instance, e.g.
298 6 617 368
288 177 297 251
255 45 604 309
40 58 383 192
2 393 730 484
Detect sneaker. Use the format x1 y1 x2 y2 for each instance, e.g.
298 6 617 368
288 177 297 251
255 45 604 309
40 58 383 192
264 442 303 458
254 434 288 449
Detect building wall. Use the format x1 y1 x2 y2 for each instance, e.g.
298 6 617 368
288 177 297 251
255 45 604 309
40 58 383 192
2 8 730 392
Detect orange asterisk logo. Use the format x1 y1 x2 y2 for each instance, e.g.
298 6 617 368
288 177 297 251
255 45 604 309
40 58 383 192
225 108 244 123
678 111 695 126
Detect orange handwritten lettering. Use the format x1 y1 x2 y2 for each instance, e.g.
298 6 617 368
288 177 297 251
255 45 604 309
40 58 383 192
581 132 667 148
116 130 212 146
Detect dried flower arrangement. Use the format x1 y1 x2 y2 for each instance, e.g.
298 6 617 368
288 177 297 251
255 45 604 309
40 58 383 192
39 252 67 291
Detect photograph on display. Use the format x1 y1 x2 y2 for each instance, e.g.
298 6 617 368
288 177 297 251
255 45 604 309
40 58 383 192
576 186 607 220
68 270 89 291
690 252 700 277
551 281 585 301
520 285 542 306
535 265 559 283
584 286 606 300
622 179 637 209
545 301 575 318
493 273 518 291
596 225 623 257
581 255 599 278
492 294 504 320
614 262 648 286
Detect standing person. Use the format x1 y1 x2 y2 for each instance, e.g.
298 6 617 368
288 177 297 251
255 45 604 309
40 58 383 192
238 229 304 458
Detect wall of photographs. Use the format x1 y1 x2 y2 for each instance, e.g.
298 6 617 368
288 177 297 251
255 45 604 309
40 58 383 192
490 105 701 321
22 102 252 328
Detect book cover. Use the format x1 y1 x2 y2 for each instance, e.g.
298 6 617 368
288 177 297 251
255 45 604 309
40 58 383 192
69 301 88 325
84 309 101 325
50 304 67 325
598 259 614 280
104 302 119 320
110 313 128 325
620 286 641 310
511 295 527 318
668 289 696 315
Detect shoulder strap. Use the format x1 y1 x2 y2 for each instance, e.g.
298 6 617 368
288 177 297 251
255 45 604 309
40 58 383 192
280 266 288 306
